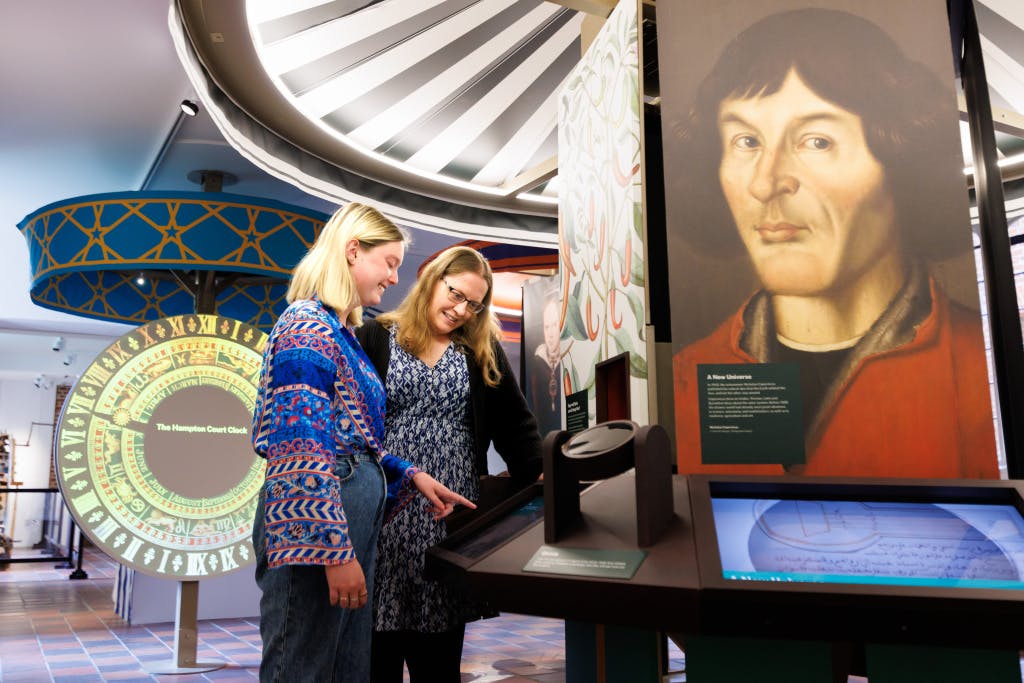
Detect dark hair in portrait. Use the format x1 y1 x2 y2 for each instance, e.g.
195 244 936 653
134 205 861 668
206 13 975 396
670 7 967 262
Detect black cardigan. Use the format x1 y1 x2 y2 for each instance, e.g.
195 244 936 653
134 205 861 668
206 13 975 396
355 319 543 490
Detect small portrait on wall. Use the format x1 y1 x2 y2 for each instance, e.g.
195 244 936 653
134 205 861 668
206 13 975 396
658 0 998 478
522 275 563 439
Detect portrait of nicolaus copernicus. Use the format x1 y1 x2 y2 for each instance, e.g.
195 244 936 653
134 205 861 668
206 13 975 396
669 8 998 478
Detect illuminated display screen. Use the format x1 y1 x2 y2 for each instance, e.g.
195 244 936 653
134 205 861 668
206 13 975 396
449 495 545 561
711 497 1024 590
55 314 267 579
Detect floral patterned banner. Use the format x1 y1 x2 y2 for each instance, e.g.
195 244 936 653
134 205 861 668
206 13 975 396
557 0 648 426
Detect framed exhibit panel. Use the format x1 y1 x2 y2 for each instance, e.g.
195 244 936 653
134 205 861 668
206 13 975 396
658 0 998 478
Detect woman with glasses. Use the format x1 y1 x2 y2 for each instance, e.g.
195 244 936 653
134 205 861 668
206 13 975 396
356 245 543 682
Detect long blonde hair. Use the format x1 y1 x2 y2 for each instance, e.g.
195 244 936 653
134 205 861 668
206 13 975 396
378 246 503 386
287 203 407 326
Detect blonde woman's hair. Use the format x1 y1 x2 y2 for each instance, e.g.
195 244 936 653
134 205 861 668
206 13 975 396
287 203 407 326
378 246 503 387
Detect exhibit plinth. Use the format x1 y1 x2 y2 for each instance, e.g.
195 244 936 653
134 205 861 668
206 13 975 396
460 473 698 632
429 473 1024 682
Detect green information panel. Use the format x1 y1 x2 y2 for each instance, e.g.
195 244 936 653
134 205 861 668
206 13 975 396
698 363 804 465
565 389 589 435
55 314 267 579
524 545 646 579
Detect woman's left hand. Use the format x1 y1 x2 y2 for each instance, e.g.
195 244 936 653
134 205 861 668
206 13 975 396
412 472 477 520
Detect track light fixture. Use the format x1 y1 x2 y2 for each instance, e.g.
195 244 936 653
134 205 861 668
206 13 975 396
180 99 198 116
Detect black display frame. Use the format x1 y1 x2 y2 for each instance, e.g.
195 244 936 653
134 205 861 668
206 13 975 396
688 474 1024 648
595 351 630 423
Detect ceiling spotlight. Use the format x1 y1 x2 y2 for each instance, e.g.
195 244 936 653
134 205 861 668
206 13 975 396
135 272 147 286
52 336 65 352
63 353 76 367
180 99 198 116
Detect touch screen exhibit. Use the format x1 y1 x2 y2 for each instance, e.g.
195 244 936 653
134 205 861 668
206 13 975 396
55 314 267 579
449 495 545 561
712 496 1024 589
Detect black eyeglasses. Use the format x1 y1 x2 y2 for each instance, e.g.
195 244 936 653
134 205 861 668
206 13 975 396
442 278 485 314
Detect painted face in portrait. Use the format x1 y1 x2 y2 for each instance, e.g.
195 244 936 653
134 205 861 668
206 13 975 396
542 298 560 360
429 271 488 337
717 69 901 298
348 240 404 308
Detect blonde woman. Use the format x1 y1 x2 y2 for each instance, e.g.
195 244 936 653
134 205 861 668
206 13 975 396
251 204 473 682
356 246 542 682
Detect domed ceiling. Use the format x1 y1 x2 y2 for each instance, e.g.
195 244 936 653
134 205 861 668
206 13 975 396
172 0 588 245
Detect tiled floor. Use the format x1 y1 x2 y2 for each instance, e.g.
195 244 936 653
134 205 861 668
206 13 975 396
0 547 685 682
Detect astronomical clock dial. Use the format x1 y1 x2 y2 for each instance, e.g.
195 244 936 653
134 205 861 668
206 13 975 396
56 314 267 579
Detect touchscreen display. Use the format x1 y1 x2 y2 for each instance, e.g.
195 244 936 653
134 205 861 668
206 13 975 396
448 495 545 560
711 497 1024 589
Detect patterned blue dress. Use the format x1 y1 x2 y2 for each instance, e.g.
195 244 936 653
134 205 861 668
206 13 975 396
374 327 481 632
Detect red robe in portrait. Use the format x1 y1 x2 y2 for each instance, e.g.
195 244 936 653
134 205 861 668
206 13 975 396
673 270 999 478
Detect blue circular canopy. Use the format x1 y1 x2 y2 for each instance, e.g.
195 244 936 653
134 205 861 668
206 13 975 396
18 191 327 330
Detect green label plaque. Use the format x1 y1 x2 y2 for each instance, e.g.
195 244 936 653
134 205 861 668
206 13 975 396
697 363 804 465
524 545 646 579
565 389 589 434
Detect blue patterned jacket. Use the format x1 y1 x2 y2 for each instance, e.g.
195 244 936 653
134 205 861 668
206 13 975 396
251 298 418 568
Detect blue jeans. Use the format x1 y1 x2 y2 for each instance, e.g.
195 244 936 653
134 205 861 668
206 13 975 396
254 453 386 682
